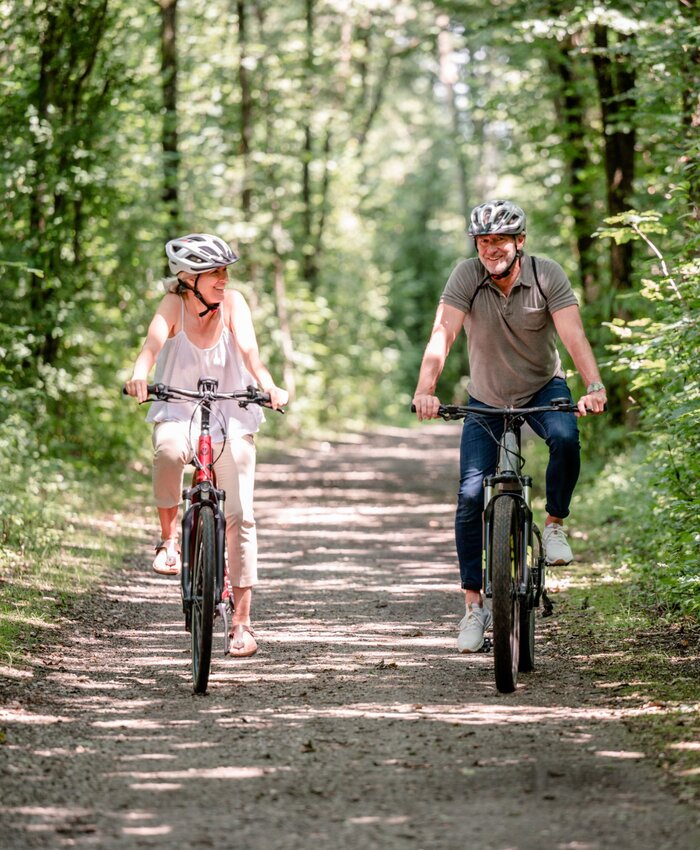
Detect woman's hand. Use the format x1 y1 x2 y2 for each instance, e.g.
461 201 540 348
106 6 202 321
124 378 150 404
265 385 289 411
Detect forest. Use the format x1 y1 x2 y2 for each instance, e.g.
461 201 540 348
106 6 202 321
0 0 698 619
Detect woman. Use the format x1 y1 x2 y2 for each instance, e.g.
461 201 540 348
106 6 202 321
125 233 288 657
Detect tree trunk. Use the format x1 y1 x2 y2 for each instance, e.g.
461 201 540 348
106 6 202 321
547 34 600 304
159 0 180 241
271 221 297 404
436 15 470 238
28 1 109 366
591 25 636 295
237 0 253 217
679 0 700 225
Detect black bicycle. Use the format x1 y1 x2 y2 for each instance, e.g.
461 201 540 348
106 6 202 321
420 397 582 693
127 377 275 694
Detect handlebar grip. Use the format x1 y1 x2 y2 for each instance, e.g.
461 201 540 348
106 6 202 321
122 383 161 397
410 404 417 413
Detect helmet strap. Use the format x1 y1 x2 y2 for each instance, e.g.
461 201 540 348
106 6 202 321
181 274 219 317
488 240 522 281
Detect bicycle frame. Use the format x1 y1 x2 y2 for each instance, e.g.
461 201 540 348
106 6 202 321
432 398 577 610
482 418 538 606
125 376 276 691
180 380 229 645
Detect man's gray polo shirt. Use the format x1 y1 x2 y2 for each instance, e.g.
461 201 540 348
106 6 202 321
440 253 578 407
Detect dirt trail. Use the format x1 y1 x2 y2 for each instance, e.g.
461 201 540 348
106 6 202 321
1 425 698 850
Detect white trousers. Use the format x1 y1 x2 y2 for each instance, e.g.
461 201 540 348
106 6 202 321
152 421 258 587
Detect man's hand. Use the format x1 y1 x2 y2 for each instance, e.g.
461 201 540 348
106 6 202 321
577 388 607 416
412 393 441 421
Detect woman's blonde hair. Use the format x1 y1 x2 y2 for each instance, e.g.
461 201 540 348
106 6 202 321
162 275 188 296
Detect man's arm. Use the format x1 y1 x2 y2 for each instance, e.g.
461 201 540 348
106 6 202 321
552 304 607 416
413 303 467 420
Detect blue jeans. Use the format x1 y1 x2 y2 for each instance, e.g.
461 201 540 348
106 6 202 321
456 377 580 591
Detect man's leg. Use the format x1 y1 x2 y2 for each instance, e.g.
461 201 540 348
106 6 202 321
526 378 581 564
455 403 501 651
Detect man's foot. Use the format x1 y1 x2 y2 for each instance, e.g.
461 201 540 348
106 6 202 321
228 624 257 658
152 539 181 575
457 603 492 653
542 523 573 565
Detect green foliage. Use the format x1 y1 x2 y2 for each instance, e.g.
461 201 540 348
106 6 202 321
1 0 698 630
594 212 700 619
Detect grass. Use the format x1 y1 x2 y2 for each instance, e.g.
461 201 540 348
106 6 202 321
551 567 700 804
561 443 700 806
508 434 700 804
0 467 151 670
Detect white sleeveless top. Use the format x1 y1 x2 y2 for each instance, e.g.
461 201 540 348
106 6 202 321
146 299 264 441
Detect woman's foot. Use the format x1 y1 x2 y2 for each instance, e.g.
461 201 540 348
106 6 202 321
152 539 181 575
228 624 257 657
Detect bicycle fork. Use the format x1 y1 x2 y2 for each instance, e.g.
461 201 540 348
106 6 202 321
482 478 536 602
181 486 231 654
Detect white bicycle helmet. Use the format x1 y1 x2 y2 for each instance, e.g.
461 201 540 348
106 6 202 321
468 200 526 237
165 233 239 275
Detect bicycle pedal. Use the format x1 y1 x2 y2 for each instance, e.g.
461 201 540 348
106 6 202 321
479 637 492 653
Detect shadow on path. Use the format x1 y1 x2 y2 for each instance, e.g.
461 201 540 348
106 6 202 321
1 426 698 849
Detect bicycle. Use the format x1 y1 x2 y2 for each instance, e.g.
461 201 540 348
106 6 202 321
125 377 277 694
415 396 584 694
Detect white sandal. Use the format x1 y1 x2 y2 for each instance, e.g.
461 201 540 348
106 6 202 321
152 539 181 575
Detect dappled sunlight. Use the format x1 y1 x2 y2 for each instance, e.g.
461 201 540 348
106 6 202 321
0 707 72 725
3 425 697 848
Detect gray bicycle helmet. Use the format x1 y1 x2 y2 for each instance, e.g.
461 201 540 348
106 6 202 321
166 233 239 275
468 200 526 237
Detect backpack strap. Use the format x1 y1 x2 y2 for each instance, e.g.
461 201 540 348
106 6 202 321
531 256 547 306
467 274 491 312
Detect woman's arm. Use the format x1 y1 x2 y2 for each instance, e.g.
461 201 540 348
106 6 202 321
228 290 288 409
124 295 179 403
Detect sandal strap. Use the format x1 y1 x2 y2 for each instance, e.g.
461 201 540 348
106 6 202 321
155 539 180 553
229 624 256 638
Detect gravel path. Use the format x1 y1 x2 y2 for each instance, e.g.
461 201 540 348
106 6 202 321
1 425 698 849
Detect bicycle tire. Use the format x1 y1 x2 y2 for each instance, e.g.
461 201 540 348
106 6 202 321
518 534 539 672
191 504 216 694
491 497 520 693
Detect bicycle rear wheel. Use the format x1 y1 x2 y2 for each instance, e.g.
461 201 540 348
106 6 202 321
191 504 216 694
491 497 520 693
518 536 538 672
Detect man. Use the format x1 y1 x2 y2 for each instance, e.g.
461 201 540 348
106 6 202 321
412 200 607 653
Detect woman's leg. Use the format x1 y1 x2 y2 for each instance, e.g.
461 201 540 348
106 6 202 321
152 421 192 571
213 434 257 626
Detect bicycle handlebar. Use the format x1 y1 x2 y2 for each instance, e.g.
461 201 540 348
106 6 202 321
410 397 586 420
123 382 281 411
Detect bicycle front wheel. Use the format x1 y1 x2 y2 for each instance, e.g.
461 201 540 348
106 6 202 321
191 504 216 694
491 496 521 693
518 532 540 673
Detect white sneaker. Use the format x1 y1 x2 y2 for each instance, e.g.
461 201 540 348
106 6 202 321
457 603 492 653
542 523 573 565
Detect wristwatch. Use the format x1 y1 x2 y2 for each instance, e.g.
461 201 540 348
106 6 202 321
587 382 606 394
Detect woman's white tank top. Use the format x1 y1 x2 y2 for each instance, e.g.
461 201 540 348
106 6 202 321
145 298 264 441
